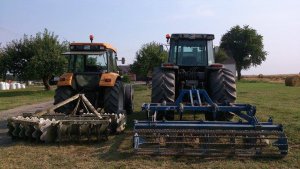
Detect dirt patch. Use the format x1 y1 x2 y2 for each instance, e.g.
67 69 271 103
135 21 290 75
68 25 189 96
0 101 53 145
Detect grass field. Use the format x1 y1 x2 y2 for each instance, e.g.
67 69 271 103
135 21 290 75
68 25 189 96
0 86 54 111
0 82 300 169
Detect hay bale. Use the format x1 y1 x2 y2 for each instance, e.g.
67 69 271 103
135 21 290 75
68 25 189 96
285 76 300 87
258 74 264 78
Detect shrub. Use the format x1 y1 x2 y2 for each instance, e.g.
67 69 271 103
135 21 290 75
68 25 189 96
122 74 131 83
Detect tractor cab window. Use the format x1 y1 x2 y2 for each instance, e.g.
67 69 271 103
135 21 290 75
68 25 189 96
67 52 108 73
107 51 118 72
85 54 107 72
169 40 208 66
75 55 84 72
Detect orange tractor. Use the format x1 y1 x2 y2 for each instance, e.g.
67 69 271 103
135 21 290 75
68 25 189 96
7 36 133 142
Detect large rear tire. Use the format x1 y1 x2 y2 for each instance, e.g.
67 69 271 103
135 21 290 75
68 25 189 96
104 80 124 114
151 67 175 103
151 67 175 120
104 80 125 133
206 68 237 121
124 84 134 115
54 86 75 114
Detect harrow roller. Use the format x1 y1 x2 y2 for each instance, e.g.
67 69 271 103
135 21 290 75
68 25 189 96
133 89 288 157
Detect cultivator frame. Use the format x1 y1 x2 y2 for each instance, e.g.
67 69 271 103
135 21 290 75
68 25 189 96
133 89 288 157
7 94 126 143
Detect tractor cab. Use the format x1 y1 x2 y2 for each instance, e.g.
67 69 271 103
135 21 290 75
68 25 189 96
58 36 126 92
63 42 120 74
166 34 215 70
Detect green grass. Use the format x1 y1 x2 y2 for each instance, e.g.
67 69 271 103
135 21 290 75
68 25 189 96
0 86 54 111
1 82 300 169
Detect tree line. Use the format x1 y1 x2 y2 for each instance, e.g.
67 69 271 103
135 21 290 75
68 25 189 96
0 29 68 90
0 25 267 91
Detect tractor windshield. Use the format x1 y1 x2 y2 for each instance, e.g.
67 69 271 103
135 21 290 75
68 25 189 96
169 40 209 66
67 52 108 73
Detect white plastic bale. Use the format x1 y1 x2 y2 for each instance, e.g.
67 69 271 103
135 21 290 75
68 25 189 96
5 83 9 90
0 82 8 90
21 84 26 89
15 83 21 89
10 83 16 90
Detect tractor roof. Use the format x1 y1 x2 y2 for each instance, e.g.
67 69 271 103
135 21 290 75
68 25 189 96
70 42 117 53
171 33 214 40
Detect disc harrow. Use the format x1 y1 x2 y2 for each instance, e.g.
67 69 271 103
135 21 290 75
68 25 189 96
133 89 288 157
7 94 126 143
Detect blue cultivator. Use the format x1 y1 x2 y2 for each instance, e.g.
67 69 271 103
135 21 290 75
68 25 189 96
133 89 288 157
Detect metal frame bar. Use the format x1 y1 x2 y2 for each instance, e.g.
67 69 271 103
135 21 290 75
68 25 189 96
142 89 261 125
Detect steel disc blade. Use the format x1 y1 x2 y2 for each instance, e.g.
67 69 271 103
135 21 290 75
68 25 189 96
12 123 21 137
18 124 26 138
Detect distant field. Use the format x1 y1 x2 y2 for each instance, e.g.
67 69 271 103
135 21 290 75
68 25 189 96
0 82 300 169
0 86 54 111
242 74 299 83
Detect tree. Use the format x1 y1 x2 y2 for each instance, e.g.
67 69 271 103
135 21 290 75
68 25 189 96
131 42 168 77
0 48 6 80
220 25 267 80
214 47 229 63
2 29 68 90
0 46 6 80
3 35 36 80
29 29 68 90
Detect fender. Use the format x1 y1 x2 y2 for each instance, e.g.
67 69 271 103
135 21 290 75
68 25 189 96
57 73 73 87
100 72 119 87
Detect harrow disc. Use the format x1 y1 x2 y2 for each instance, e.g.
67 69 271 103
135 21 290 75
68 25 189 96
6 113 126 143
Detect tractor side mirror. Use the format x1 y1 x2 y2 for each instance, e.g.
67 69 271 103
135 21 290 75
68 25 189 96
121 57 125 64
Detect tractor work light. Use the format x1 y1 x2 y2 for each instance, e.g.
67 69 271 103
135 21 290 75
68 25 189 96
166 34 171 43
89 34 94 43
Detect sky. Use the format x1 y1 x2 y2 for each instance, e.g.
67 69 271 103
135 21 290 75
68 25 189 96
1 0 299 75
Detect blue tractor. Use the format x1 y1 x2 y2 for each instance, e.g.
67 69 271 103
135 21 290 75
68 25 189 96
133 33 288 157
151 34 236 121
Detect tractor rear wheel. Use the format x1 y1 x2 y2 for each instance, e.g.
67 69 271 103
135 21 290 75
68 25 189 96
54 86 75 114
151 67 175 120
124 84 134 115
104 80 124 114
206 68 237 121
